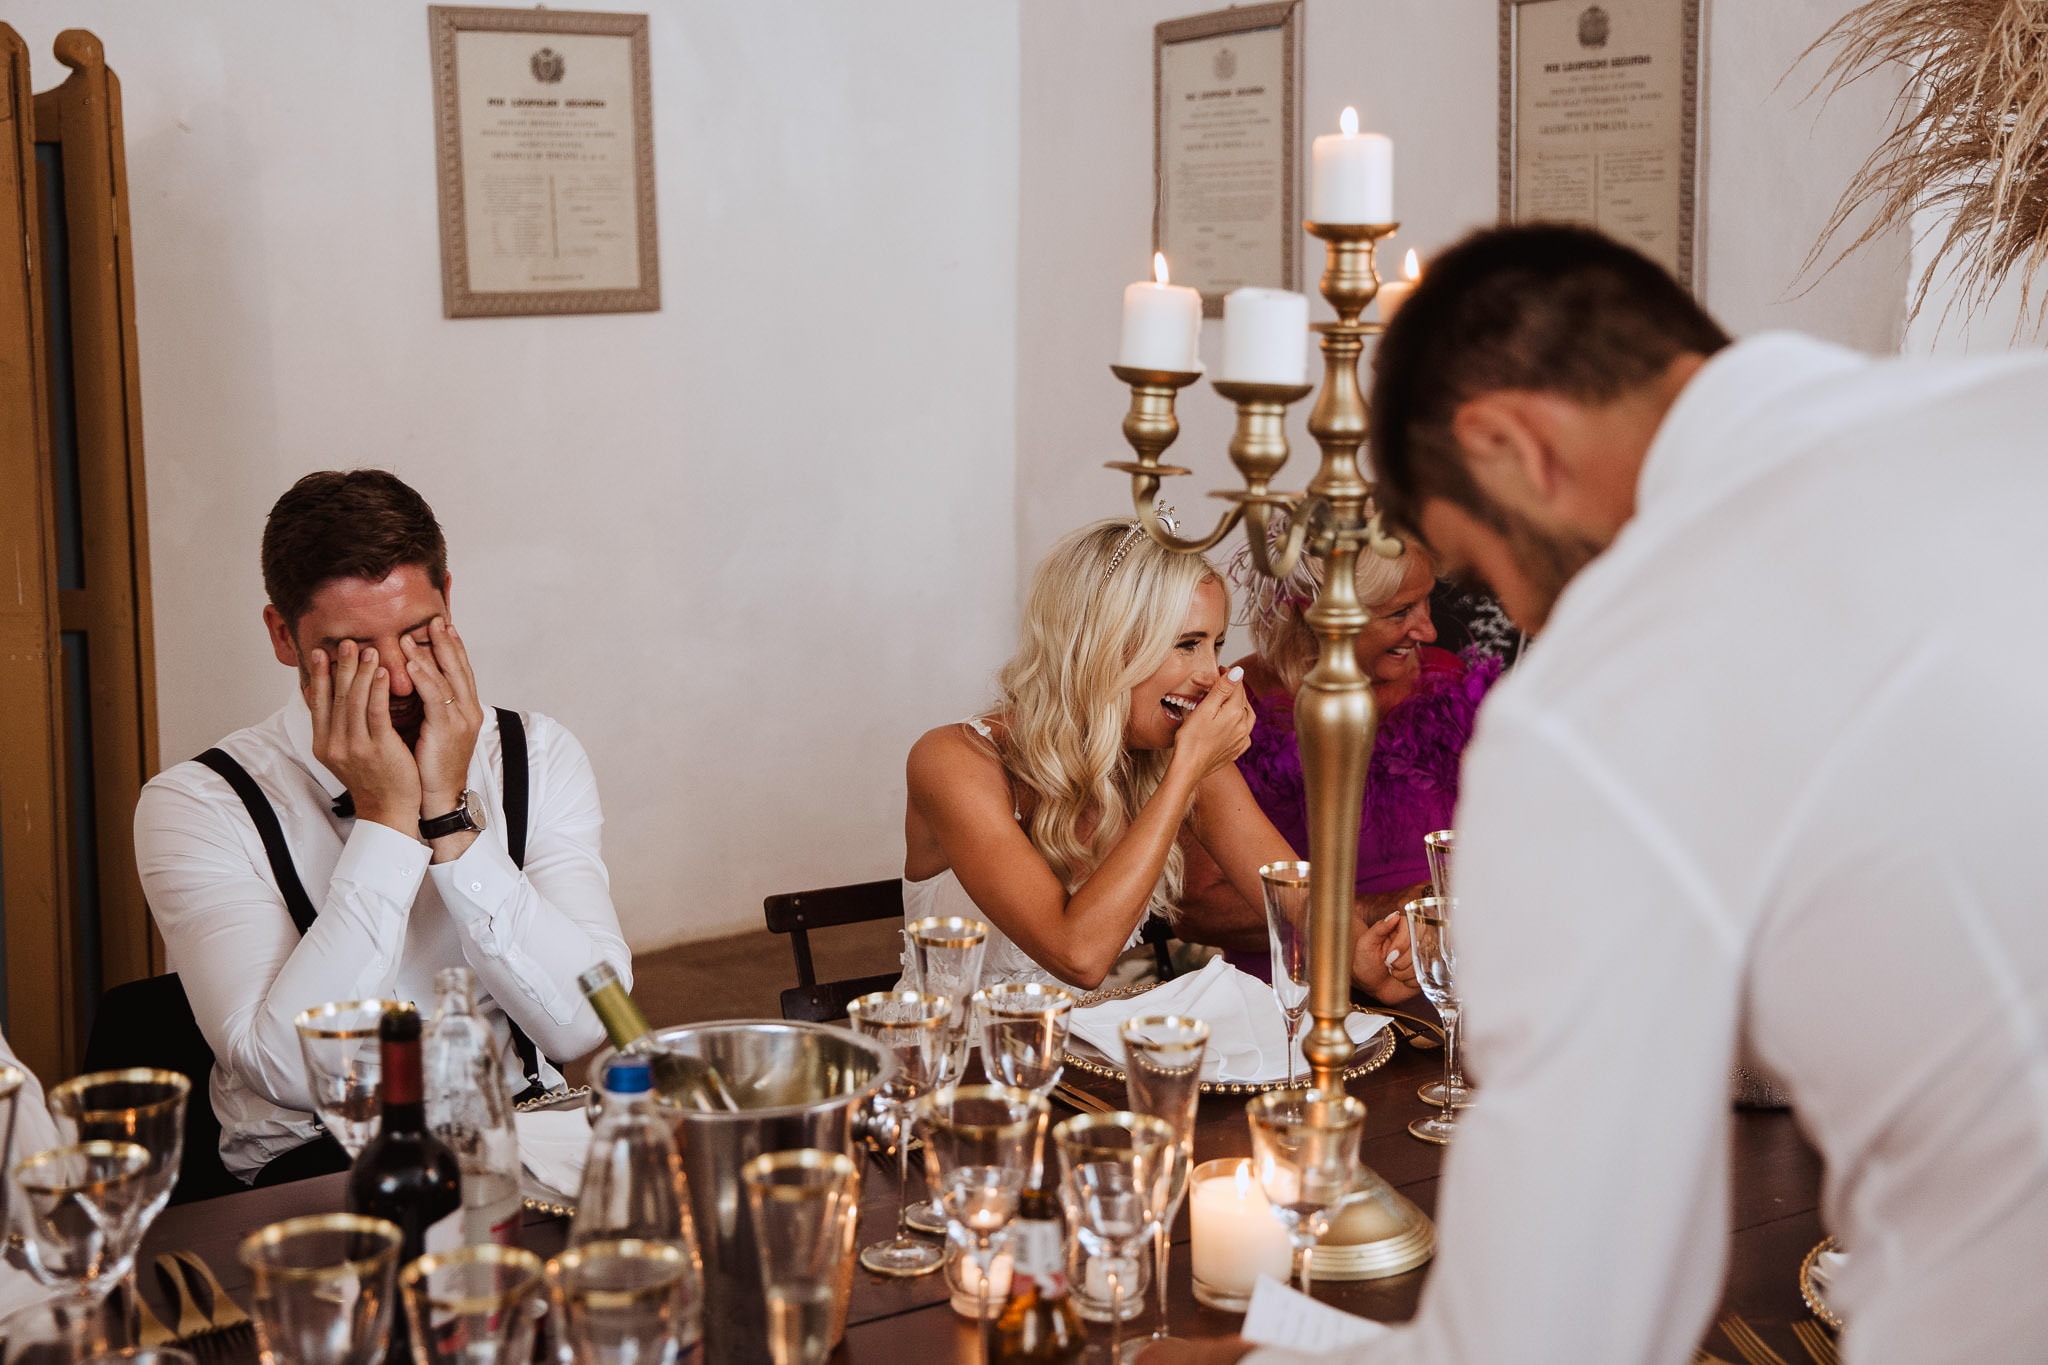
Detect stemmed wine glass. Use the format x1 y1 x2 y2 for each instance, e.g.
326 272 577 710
1052 1112 1174 1365
1404 896 1465 1142
1244 1089 1367 1296
1259 861 1313 1087
1118 1015 1208 1360
916 1085 1043 1358
12 1140 154 1335
973 983 1074 1184
400 1245 547 1365
546 1240 702 1365
1422 828 1455 898
1415 836 1474 1111
845 991 954 1277
294 1000 408 1158
241 1215 406 1365
902 916 989 1236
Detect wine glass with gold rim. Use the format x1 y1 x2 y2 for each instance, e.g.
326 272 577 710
1118 1015 1208 1358
1259 861 1314 1088
294 1000 408 1159
240 1215 404 1365
400 1244 546 1365
13 1141 153 1312
903 915 988 1235
1405 895 1465 1141
846 991 954 1277
742 1150 861 1365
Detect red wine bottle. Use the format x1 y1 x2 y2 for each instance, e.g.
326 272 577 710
346 1005 462 1364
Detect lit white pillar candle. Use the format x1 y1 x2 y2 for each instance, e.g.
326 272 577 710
1310 107 1393 225
1119 252 1203 372
1220 287 1310 385
1377 248 1422 322
1189 1159 1292 1304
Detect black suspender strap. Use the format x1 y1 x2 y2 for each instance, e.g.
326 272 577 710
491 708 545 1101
196 714 553 1101
195 749 321 936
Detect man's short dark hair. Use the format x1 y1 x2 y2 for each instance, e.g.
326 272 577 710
261 470 448 627
1369 223 1731 537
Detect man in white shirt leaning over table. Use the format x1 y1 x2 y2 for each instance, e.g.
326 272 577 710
134 470 630 1187
1148 225 2048 1364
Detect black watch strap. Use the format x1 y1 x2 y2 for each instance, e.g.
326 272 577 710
419 790 483 840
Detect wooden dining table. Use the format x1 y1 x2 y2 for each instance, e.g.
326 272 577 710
137 1026 1828 1363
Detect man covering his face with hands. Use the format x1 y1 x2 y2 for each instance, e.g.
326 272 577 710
135 470 630 1185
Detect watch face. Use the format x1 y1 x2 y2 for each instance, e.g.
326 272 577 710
463 788 488 832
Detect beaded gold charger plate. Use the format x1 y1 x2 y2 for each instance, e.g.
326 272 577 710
1063 982 1397 1095
516 1085 592 1217
1798 1236 1844 1329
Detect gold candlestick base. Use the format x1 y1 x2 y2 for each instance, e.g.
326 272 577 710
1311 1177 1437 1280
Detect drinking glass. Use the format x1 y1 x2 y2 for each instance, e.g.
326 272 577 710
13 1143 152 1306
399 1245 546 1365
294 1001 406 1158
1259 861 1313 1087
845 991 953 1277
1422 829 1454 899
972 984 1075 1098
239 1214 403 1365
1244 1090 1366 1296
545 1240 701 1365
1053 1112 1174 1365
47 1071 188 1234
903 916 988 1235
0 1294 100 1365
915 1085 1044 1356
1404 896 1465 1142
1118 1015 1208 1358
741 1150 861 1365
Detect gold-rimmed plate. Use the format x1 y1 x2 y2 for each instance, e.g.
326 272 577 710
1798 1235 1844 1329
1063 982 1397 1095
515 1085 591 1217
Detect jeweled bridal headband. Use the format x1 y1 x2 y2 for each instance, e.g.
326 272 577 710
1103 501 1180 581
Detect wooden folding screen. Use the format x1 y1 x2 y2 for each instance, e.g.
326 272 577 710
0 26 158 1080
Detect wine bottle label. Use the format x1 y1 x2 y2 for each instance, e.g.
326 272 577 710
1008 1218 1065 1280
425 1209 464 1256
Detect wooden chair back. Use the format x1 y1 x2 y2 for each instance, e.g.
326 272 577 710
762 880 904 1023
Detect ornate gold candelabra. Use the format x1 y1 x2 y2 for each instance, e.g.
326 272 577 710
1108 221 1433 1276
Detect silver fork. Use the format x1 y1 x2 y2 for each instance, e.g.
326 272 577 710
1791 1319 1841 1365
1719 1315 1793 1365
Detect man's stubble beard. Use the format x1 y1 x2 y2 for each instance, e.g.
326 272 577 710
1498 503 1605 635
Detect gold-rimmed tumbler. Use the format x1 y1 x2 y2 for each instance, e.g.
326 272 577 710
399 1245 546 1365
13 1142 152 1304
916 1085 1044 1355
741 1150 861 1365
1258 862 1313 1088
545 1240 701 1365
0 1293 101 1365
1053 1112 1174 1365
845 991 953 1278
1404 896 1465 1141
294 1001 407 1158
239 1214 403 1365
1119 1016 1207 1354
1244 1090 1366 1296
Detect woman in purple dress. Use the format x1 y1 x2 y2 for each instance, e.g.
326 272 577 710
1178 528 1500 988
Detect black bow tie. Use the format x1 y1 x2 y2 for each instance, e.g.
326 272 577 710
331 792 355 820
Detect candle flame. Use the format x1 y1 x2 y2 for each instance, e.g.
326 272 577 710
1340 106 1359 136
1404 248 1421 282
1235 1159 1253 1198
1154 252 1171 285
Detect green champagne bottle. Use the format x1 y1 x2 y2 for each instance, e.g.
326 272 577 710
577 962 741 1112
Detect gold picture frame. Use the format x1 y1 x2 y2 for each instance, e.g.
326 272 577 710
428 6 660 318
1154 2 1301 317
1498 0 1702 291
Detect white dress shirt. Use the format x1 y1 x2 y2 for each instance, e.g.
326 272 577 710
134 694 630 1179
1252 333 2048 1365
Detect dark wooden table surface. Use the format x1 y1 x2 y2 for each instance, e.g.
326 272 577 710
140 1030 1828 1362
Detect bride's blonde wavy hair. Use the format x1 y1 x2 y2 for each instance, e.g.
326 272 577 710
994 519 1226 920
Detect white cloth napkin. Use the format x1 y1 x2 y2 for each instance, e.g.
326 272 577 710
1068 957 1389 1084
516 1108 594 1199
1242 1275 1389 1352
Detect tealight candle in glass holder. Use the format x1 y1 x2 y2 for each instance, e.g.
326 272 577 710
1188 1158 1292 1311
946 1240 1013 1319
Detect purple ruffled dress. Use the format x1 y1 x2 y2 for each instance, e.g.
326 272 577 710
1230 646 1500 978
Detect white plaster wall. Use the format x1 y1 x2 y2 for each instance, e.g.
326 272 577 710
11 0 1022 949
1016 0 1912 574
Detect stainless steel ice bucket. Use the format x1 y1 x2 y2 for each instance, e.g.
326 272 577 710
586 1020 892 1365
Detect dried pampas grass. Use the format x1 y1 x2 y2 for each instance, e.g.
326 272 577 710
1802 0 2048 335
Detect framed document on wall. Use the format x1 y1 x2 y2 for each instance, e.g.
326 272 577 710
1500 0 1702 290
429 6 659 318
1155 2 1301 316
